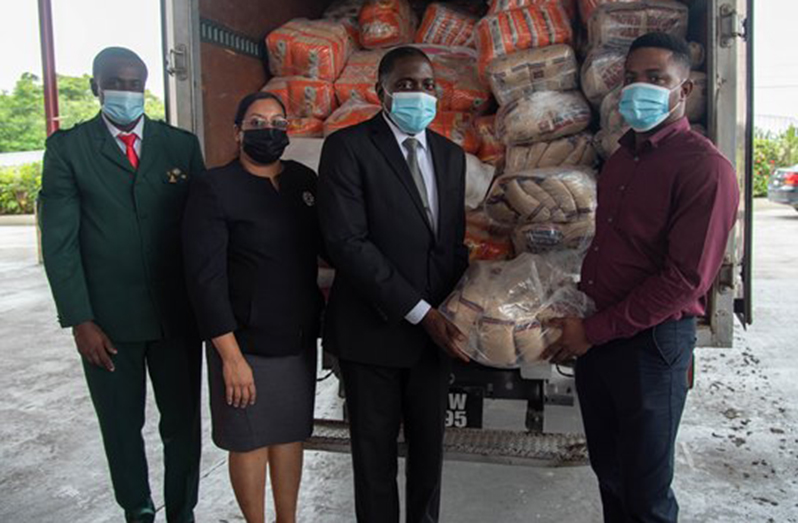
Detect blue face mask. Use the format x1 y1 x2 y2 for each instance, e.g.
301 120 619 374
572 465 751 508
101 90 145 125
618 82 683 132
386 91 437 135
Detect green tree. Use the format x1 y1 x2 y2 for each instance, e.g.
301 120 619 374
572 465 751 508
0 73 165 153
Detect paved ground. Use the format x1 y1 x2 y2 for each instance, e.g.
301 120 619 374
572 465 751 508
0 199 796 522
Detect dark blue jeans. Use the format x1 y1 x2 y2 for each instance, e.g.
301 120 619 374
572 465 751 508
576 317 697 523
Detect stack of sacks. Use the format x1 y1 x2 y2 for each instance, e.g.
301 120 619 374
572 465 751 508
484 167 597 254
324 0 367 46
415 3 478 47
266 19 354 137
440 253 594 368
495 91 592 146
485 45 579 107
505 132 597 171
577 0 638 25
488 0 577 18
475 2 574 77
580 1 689 108
427 47 492 114
359 0 417 49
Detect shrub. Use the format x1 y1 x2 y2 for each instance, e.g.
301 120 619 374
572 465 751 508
0 162 41 214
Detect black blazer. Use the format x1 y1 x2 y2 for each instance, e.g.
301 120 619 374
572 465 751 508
318 113 468 368
182 160 324 357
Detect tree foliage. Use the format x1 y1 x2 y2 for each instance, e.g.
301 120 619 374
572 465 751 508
753 126 798 197
0 73 165 153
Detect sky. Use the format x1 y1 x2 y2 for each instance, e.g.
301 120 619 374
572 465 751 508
0 0 797 119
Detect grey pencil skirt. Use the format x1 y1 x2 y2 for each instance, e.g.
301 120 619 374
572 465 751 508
207 341 317 452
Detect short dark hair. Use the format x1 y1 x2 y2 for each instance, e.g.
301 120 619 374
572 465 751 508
234 91 287 125
92 47 148 79
377 46 432 86
628 32 692 71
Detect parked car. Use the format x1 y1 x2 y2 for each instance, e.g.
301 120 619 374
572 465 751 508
768 165 798 211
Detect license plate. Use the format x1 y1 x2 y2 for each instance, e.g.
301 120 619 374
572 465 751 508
446 387 484 429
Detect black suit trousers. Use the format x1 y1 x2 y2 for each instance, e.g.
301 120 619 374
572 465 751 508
339 347 450 523
575 317 697 523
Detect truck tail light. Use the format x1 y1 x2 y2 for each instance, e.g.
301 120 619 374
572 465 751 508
785 172 798 186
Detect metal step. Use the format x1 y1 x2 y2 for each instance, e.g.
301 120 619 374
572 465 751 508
307 419 588 467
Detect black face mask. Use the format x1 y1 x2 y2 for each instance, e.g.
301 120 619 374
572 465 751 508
241 128 290 165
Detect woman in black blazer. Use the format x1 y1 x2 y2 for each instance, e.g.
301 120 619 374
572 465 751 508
182 92 323 523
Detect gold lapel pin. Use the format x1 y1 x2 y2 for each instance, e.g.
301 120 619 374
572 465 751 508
167 168 184 184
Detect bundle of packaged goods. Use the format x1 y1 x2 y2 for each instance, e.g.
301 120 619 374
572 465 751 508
464 210 514 261
262 76 338 120
485 44 579 106
266 19 353 81
488 0 577 18
359 0 417 49
428 48 492 113
323 98 382 136
323 0 367 45
505 132 597 171
441 253 594 367
415 3 479 47
334 49 387 105
474 115 505 166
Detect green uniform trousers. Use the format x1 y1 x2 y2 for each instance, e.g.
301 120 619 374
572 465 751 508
82 335 201 523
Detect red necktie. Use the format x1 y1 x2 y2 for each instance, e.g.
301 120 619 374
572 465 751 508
118 133 139 170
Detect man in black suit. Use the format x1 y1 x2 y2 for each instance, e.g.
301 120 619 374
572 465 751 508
318 47 470 523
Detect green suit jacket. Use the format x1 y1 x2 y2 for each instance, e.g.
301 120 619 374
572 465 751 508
40 113 205 342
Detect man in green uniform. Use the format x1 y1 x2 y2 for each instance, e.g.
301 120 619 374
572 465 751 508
39 47 205 523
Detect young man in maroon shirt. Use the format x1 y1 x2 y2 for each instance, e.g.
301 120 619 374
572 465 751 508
542 33 740 522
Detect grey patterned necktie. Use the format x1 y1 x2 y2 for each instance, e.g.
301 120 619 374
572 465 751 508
403 137 435 231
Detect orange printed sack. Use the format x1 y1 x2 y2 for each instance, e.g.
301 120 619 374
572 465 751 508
288 118 325 138
359 0 416 49
266 19 352 82
430 51 492 114
415 3 478 48
262 77 338 120
487 0 576 19
429 112 481 155
475 4 573 76
324 99 382 136
334 50 387 105
474 115 505 166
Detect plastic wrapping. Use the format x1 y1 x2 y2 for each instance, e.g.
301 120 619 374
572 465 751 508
512 217 595 255
593 126 625 159
266 19 353 81
465 210 515 261
686 71 707 123
262 77 338 120
577 0 637 24
415 3 478 47
323 98 382 136
580 46 626 107
505 132 597 171
288 118 325 138
429 112 481 154
496 91 592 146
334 50 387 105
587 1 688 49
359 0 417 49
599 85 626 132
485 167 597 225
475 4 573 76
488 0 576 19
430 52 492 113
323 0 366 45
474 115 506 166
485 45 579 107
440 253 595 368
465 154 496 211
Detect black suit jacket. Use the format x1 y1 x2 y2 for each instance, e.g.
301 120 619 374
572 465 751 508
318 114 469 368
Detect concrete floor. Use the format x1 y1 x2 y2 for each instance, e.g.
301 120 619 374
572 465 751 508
0 200 796 522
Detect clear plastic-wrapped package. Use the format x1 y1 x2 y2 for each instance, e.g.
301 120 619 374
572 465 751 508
512 217 595 255
488 0 577 18
266 19 353 81
505 132 597 171
599 85 625 132
577 0 637 25
415 3 478 47
262 77 338 120
430 50 492 113
465 154 497 211
440 253 595 368
485 167 597 225
580 46 626 107
485 45 579 106
496 91 592 145
474 115 506 166
686 71 707 123
323 98 382 136
464 210 515 261
334 50 387 105
323 0 366 45
593 126 626 159
359 0 417 49
475 4 573 75
587 1 688 49
429 112 481 154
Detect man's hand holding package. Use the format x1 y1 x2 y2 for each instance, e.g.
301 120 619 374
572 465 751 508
542 317 592 364
421 308 470 363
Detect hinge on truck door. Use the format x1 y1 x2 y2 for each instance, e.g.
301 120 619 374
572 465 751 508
719 4 748 47
166 44 189 81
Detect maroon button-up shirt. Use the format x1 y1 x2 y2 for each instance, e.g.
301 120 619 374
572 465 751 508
581 117 740 346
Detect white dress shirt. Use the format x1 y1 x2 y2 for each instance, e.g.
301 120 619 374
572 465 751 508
103 114 144 158
382 112 439 325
